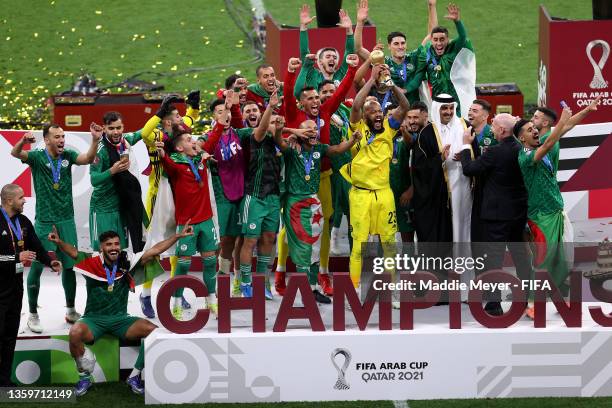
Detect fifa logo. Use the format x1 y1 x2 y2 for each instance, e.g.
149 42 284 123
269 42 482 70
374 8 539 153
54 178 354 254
331 348 352 390
586 40 610 89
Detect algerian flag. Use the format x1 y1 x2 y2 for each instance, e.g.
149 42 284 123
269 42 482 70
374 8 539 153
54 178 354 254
450 48 477 120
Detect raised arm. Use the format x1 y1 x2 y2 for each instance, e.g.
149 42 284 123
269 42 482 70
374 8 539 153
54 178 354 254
426 0 439 40
75 123 103 165
202 122 226 154
336 9 355 76
324 55 359 114
11 132 36 162
255 90 280 142
140 221 194 264
354 0 371 61
350 64 381 123
445 4 467 49
299 4 315 60
353 53 373 90
283 58 302 125
327 129 362 155
272 116 291 151
534 107 572 162
561 96 601 136
48 225 79 260
390 85 411 123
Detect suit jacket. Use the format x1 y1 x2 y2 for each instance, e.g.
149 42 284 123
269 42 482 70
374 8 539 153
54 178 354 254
460 136 527 221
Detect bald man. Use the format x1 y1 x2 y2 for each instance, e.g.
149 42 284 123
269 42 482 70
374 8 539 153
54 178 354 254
459 113 532 315
0 184 62 385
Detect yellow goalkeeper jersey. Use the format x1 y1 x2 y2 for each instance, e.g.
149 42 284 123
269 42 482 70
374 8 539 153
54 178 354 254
340 116 401 190
141 107 199 217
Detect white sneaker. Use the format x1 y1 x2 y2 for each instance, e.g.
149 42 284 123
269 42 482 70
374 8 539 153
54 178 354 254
65 310 81 324
330 227 341 255
28 314 43 333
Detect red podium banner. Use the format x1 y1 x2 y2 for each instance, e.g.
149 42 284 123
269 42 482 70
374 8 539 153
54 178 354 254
538 6 612 124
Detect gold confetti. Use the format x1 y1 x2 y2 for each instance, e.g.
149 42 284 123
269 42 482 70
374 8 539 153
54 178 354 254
37 57 43 62
95 10 102 14
5 37 10 41
170 65 177 71
95 25 102 30
120 54 125 58
71 27 76 32
33 32 38 38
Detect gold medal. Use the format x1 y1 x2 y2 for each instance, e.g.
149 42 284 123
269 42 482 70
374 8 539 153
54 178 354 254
392 158 398 164
276 151 282 157
53 183 59 190
107 284 114 292
17 240 24 247
305 175 311 181
435 65 442 72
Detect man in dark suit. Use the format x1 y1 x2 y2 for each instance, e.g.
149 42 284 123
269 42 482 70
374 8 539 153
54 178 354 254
460 113 532 315
0 184 62 386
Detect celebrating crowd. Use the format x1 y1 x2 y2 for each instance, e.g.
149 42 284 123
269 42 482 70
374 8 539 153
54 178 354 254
0 0 601 397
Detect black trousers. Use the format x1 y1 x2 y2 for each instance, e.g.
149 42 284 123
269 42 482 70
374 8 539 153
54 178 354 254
0 290 22 385
477 218 533 302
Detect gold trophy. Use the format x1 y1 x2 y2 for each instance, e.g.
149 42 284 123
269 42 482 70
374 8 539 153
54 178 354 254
370 49 394 92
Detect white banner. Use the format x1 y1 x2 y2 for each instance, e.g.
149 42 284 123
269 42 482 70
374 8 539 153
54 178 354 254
144 328 612 404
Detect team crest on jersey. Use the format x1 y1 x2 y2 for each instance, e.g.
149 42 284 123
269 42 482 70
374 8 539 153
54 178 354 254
313 151 321 159
406 63 415 71
61 159 69 167
198 163 204 170
180 244 188 251
484 138 491 146
249 223 256 230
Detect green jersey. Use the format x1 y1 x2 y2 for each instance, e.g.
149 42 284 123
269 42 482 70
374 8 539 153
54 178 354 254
74 251 142 317
417 20 473 115
283 144 329 196
389 135 411 197
294 30 355 97
476 124 498 155
25 148 79 222
90 132 142 213
329 104 352 173
518 147 564 219
385 48 423 104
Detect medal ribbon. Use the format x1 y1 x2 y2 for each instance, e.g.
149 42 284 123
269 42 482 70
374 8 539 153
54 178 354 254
1 208 22 246
427 47 440 72
477 125 487 144
316 115 321 141
187 157 203 184
382 90 392 110
392 137 400 161
303 149 314 179
367 130 377 145
104 262 118 288
220 128 235 161
401 60 407 82
542 153 553 173
44 149 63 186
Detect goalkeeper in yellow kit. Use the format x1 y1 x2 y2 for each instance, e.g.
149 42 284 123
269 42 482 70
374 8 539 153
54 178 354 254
340 65 410 288
138 92 200 317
